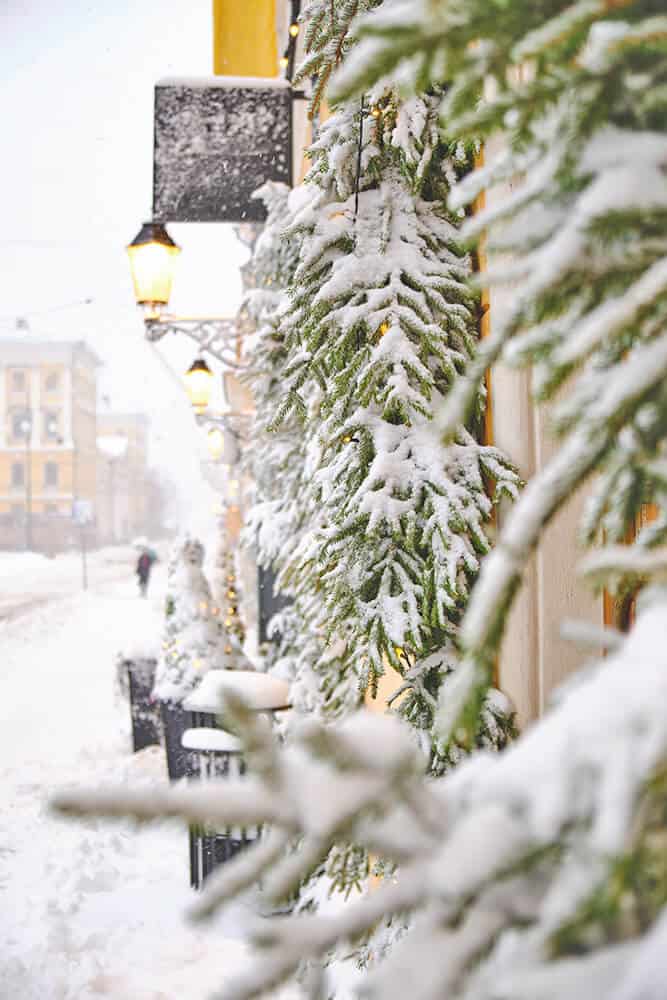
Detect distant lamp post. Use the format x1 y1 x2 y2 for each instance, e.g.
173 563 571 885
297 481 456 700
19 414 32 551
184 357 214 414
97 434 128 544
126 221 180 317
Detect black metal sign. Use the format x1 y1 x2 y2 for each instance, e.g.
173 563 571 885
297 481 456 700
153 79 292 224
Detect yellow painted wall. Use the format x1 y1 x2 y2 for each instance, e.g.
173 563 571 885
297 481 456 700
364 655 404 715
0 450 75 512
212 0 278 77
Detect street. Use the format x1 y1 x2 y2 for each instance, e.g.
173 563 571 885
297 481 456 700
0 548 255 1000
0 546 142 622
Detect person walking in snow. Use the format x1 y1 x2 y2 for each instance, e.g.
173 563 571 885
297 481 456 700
136 547 155 598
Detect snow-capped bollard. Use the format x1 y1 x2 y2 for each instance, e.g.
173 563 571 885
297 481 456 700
180 671 290 889
121 657 162 753
181 726 260 889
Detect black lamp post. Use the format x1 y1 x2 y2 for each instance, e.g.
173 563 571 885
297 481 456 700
19 414 32 551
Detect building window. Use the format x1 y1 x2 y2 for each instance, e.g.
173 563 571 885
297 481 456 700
44 462 59 488
11 370 26 392
10 410 31 441
45 372 60 393
43 410 61 441
11 462 24 488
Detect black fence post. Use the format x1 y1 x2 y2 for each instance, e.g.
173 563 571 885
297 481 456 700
123 657 162 752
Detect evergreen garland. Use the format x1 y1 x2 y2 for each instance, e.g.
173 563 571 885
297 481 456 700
273 87 519 757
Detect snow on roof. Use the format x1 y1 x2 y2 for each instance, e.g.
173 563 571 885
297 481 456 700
0 339 102 368
156 75 290 91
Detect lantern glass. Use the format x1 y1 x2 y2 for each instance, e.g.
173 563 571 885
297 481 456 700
184 357 214 413
207 427 225 461
126 222 180 309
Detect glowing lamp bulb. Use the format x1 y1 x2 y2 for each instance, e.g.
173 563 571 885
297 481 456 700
289 22 299 37
207 427 225 461
184 357 214 414
126 221 180 311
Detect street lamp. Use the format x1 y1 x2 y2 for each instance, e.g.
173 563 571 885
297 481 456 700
19 414 32 551
97 434 128 543
126 220 244 369
126 221 180 317
207 427 225 461
184 357 214 414
206 425 240 465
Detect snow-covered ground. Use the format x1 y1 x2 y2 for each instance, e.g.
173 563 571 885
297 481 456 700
0 549 281 999
0 545 147 621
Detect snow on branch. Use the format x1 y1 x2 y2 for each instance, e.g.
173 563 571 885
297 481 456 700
52 597 667 999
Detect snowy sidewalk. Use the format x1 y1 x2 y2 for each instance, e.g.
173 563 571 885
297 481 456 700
0 568 264 1000
0 546 147 622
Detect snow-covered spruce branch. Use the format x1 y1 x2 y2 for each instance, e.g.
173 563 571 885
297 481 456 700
579 545 667 590
52 595 667 1000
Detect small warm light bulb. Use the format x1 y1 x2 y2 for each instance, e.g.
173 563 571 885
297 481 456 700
395 646 405 658
207 427 225 461
225 619 232 627
225 645 232 655
199 600 208 613
371 106 381 119
343 435 352 444
227 589 236 598
379 321 390 337
279 55 289 69
289 22 299 37
184 357 214 414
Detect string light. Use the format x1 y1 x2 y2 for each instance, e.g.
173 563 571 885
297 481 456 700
199 600 208 613
379 321 390 337
289 22 299 37
371 105 381 119
279 56 289 69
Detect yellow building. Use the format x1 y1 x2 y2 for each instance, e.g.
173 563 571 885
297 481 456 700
0 338 99 551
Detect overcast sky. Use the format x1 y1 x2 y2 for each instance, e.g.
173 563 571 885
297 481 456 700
0 0 249 532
